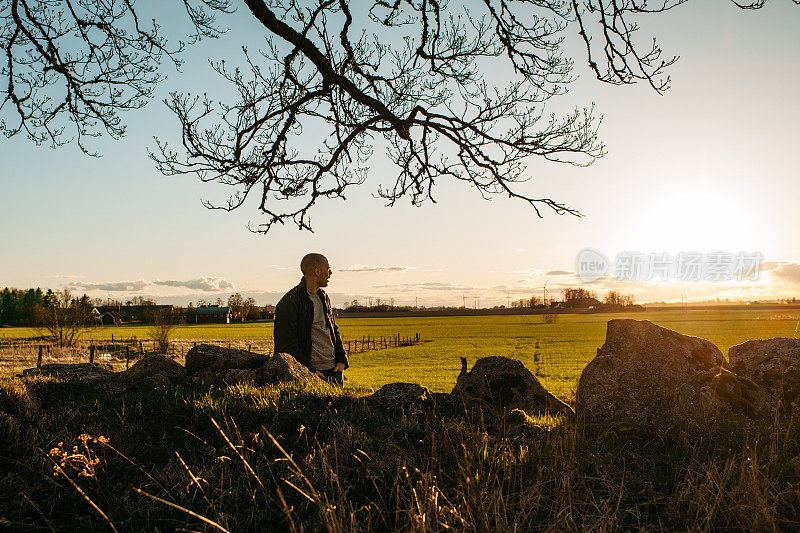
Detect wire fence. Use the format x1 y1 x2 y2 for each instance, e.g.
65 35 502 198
0 332 424 373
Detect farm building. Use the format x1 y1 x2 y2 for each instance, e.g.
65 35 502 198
96 304 174 323
195 305 232 324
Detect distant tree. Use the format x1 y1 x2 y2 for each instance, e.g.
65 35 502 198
0 287 46 325
34 289 92 347
244 297 258 320
2 1 785 231
129 296 157 306
528 295 542 308
604 290 634 308
147 307 179 354
562 288 599 308
228 292 245 321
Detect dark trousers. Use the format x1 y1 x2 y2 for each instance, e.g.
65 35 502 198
319 368 343 386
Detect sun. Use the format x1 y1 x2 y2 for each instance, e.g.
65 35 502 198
623 173 765 254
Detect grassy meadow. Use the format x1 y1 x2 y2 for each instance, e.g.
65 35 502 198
2 308 800 531
2 308 799 398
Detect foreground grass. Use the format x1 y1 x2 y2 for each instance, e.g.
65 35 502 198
1 377 799 531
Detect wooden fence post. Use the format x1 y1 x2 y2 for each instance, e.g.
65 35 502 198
126 346 131 370
37 345 43 368
89 345 95 364
139 341 144 356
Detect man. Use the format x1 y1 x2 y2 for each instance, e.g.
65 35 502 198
274 253 349 384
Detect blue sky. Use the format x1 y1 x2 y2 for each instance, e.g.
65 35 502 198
1 1 799 307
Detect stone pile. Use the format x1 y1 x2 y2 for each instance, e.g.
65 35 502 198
576 319 792 425
14 322 796 427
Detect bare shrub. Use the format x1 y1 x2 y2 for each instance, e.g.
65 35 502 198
34 289 92 347
542 311 559 324
147 308 179 354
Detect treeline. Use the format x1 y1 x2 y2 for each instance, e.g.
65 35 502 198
1 287 276 327
341 288 640 313
0 287 92 326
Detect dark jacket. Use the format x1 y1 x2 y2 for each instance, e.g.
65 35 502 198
274 278 349 372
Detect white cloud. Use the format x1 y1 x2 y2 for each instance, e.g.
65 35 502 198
68 280 150 292
153 277 235 292
763 262 800 284
66 277 236 294
340 264 413 272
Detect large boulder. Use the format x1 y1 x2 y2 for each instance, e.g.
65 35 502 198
365 382 431 410
451 356 574 417
108 355 187 391
248 352 318 385
671 367 775 424
729 338 800 416
576 319 726 425
189 350 318 386
20 363 114 380
185 344 270 376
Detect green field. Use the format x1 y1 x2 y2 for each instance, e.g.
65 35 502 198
3 308 799 397
3 308 800 531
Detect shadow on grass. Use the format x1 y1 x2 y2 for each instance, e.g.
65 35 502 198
1 376 799 531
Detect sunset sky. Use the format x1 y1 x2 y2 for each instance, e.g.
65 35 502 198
1 1 798 308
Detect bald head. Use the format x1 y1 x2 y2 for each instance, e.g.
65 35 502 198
301 253 331 291
301 253 328 276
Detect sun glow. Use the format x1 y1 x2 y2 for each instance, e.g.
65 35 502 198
623 172 765 254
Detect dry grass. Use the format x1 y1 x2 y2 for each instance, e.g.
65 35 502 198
1 377 799 531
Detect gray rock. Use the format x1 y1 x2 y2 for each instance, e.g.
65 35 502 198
672 367 776 424
190 351 317 386
108 355 187 391
249 352 318 385
729 338 800 416
20 363 114 380
451 356 574 418
185 344 270 376
576 319 725 425
365 382 431 409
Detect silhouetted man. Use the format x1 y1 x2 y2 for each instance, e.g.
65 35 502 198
274 253 349 384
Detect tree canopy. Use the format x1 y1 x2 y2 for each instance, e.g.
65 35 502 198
1 0 787 231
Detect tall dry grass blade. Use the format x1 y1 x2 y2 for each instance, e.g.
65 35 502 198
175 451 213 507
21 492 56 533
275 485 300 533
40 449 118 533
98 440 171 495
211 417 265 490
132 487 231 533
262 426 321 501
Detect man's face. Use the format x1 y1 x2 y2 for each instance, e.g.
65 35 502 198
315 260 332 287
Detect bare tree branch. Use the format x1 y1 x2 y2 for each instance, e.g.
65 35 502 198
2 0 792 229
